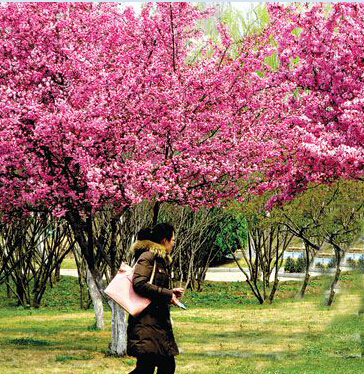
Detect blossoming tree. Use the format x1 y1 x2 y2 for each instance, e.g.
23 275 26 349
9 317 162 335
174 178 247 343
255 2 364 206
2 1 363 355
0 2 274 354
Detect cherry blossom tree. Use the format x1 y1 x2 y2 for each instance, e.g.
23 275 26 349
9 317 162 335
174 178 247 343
3 1 363 355
0 2 265 214
255 3 364 206
0 1 272 354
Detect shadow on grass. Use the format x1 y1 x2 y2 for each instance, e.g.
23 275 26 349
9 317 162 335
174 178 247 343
181 328 323 344
8 337 56 346
1 324 105 352
188 350 282 361
55 354 94 362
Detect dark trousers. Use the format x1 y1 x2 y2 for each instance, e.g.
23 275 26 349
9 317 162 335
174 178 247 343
129 354 176 374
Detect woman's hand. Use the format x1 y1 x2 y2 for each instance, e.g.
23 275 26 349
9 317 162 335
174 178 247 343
171 293 180 306
172 287 184 299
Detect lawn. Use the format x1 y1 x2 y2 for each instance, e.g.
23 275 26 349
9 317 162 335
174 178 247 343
0 273 364 373
60 257 78 270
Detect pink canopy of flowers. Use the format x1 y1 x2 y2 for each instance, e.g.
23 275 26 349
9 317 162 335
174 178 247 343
0 2 363 216
261 2 364 206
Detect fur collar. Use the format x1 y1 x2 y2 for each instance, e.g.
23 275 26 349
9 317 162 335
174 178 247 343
130 240 172 264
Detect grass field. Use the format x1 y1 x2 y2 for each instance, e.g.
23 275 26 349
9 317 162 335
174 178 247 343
60 258 78 270
1 273 364 373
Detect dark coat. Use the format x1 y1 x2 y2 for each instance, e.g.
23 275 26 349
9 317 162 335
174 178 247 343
127 240 179 357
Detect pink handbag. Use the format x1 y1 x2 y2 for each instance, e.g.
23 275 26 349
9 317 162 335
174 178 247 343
105 260 156 317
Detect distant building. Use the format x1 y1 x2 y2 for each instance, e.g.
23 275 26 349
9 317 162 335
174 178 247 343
284 247 304 260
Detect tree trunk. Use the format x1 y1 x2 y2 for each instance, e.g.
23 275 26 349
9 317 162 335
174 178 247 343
86 268 105 329
268 255 280 304
16 281 26 306
358 274 364 315
79 272 89 309
196 266 208 292
67 212 104 326
6 275 11 298
178 250 183 285
185 252 195 290
268 236 282 304
297 243 314 298
92 272 129 355
55 264 61 283
327 264 341 307
262 271 267 300
152 201 160 227
108 300 128 356
268 277 279 304
73 248 89 309
298 271 310 298
231 246 264 304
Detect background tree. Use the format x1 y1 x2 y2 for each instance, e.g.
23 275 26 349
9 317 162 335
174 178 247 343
157 204 225 291
280 179 364 302
0 214 73 308
229 196 294 304
213 209 247 264
317 181 364 306
280 187 329 298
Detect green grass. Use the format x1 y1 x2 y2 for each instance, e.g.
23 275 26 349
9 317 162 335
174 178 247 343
1 273 364 373
0 275 83 310
60 258 78 270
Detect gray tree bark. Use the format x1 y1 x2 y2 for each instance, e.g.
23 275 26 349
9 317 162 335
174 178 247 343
108 300 128 355
86 268 105 329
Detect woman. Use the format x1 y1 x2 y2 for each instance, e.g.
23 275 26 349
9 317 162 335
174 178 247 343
127 223 184 374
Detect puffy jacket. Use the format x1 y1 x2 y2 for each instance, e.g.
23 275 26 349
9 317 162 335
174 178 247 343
127 240 179 357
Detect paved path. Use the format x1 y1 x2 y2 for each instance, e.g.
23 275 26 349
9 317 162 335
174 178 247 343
205 268 304 282
60 269 79 277
61 267 350 283
205 266 353 282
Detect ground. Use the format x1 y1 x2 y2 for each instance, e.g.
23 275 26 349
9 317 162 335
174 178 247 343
0 273 364 373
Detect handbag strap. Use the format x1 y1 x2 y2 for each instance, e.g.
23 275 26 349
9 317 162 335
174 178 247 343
148 260 156 285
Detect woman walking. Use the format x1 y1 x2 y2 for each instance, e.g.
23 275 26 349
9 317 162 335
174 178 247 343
127 223 184 374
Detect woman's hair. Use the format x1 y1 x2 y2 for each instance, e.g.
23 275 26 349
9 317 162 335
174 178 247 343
137 223 174 243
151 223 174 243
136 227 153 241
